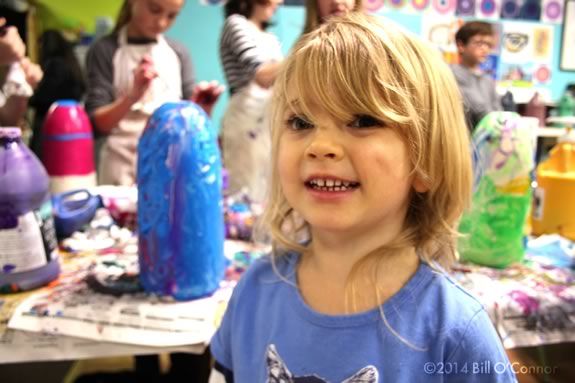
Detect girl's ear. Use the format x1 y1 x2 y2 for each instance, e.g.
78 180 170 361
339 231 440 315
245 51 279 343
412 174 429 193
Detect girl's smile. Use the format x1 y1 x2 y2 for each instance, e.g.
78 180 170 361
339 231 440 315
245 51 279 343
304 174 361 201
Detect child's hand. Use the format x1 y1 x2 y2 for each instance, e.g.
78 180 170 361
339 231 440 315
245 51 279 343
128 55 158 103
191 80 225 117
19 57 43 89
0 18 25 65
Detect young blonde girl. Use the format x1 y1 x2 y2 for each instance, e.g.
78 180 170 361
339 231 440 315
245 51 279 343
210 13 516 382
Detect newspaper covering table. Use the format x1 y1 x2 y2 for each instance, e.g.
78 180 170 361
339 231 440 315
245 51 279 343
452 239 575 349
0 217 263 363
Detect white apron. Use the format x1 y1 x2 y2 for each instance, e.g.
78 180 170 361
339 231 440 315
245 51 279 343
221 30 282 204
99 28 182 186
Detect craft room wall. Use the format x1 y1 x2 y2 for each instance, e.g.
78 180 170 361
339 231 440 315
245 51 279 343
169 0 575 132
31 0 575 132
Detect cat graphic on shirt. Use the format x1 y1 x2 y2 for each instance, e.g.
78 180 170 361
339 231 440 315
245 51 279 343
266 344 379 383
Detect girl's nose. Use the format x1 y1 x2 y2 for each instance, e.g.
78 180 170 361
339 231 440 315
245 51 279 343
157 17 169 30
305 130 344 160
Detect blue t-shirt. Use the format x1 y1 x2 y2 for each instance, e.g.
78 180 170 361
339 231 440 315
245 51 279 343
210 253 517 382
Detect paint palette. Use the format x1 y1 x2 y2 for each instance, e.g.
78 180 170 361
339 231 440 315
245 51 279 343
85 254 142 297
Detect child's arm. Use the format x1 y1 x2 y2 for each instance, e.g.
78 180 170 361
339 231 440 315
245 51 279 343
90 56 156 134
190 81 225 117
253 61 282 89
0 19 25 65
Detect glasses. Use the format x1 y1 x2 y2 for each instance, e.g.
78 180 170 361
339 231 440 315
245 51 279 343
469 39 494 49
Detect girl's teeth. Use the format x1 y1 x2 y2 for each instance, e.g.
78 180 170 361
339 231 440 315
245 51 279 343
309 178 358 191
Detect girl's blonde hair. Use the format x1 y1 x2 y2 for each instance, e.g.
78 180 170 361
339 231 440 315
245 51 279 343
263 13 472 306
302 0 364 35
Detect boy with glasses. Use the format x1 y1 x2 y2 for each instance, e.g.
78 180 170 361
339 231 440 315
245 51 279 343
452 21 501 132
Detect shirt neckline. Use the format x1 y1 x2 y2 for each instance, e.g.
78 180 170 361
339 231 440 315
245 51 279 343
283 253 434 328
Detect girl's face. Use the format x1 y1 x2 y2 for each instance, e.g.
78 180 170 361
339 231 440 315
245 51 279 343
252 0 284 26
277 95 423 242
127 0 185 39
317 0 356 21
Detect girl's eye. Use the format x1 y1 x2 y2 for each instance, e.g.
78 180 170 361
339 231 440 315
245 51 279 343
148 4 162 14
349 115 383 129
286 116 314 131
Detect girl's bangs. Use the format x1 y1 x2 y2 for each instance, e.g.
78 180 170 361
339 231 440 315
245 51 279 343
286 30 416 131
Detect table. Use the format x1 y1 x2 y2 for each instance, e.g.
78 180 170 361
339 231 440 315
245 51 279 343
546 116 575 128
453 238 575 349
2 196 574 365
536 127 570 138
0 205 265 364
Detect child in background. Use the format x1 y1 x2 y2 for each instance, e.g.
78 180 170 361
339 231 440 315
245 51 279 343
452 21 501 132
301 0 363 35
0 18 43 128
209 13 516 382
85 0 223 186
219 0 284 204
29 30 86 159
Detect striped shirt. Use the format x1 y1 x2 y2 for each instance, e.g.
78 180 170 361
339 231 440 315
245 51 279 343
219 14 281 95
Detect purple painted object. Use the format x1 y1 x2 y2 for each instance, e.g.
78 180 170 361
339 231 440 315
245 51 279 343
0 128 60 292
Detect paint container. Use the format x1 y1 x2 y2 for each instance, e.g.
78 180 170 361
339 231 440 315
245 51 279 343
42 100 96 194
531 132 575 240
524 92 546 127
137 102 225 300
0 128 59 292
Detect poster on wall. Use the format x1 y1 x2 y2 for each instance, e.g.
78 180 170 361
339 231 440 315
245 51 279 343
365 0 386 12
520 0 542 20
431 0 457 16
500 0 523 19
533 25 554 62
421 15 463 63
411 0 433 12
476 0 501 20
501 22 534 63
456 0 476 16
561 1 575 71
500 22 554 85
541 0 564 23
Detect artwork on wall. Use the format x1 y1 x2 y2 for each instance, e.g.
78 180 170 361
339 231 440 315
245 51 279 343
520 0 542 20
432 0 457 15
421 15 464 63
365 0 386 12
456 0 476 16
542 0 564 23
411 0 432 12
499 22 554 85
500 0 522 19
476 0 501 19
560 0 575 71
